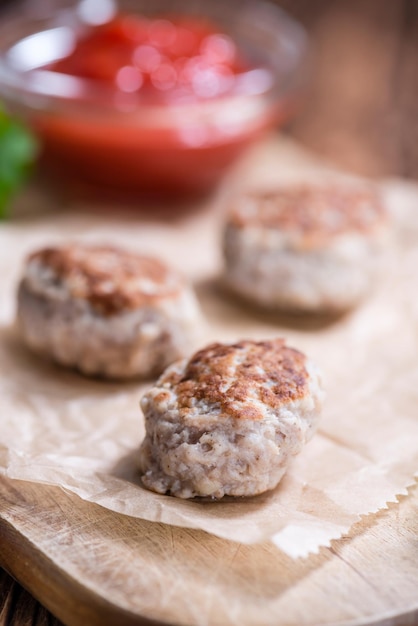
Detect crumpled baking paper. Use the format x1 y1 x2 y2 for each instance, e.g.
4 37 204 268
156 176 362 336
0 138 417 558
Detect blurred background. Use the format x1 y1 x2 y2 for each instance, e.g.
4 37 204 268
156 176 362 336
281 0 418 179
2 0 416 183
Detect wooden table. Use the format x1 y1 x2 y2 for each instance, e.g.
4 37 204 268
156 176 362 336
0 567 62 625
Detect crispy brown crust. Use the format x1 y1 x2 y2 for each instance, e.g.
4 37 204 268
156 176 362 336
228 185 387 240
28 245 182 315
162 339 309 419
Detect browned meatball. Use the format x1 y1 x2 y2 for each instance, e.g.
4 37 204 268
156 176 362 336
139 338 323 499
17 244 201 379
223 185 390 312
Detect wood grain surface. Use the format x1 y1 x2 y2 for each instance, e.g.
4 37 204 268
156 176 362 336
0 474 417 626
0 567 62 626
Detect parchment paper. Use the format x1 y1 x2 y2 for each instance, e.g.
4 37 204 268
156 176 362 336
1 138 417 558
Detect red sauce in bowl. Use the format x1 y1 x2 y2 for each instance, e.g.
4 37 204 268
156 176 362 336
32 15 283 201
50 15 246 101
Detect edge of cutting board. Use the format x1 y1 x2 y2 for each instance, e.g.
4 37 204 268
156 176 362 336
1 476 418 626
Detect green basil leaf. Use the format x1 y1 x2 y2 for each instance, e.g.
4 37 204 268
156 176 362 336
0 106 38 219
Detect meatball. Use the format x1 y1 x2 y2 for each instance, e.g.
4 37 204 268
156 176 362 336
138 338 323 499
222 185 390 313
17 244 201 379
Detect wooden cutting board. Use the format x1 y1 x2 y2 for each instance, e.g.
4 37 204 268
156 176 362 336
1 475 417 626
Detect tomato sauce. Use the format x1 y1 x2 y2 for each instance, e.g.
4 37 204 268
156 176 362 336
35 15 277 200
50 15 246 101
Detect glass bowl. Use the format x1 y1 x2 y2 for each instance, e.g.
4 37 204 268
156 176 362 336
0 0 308 202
